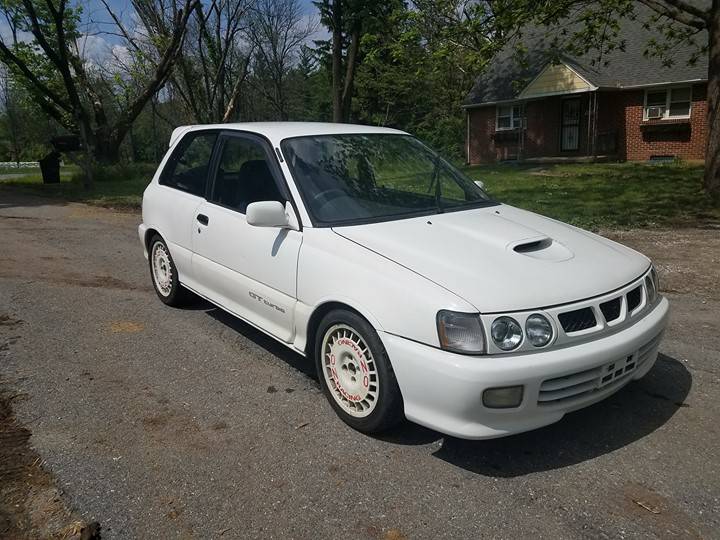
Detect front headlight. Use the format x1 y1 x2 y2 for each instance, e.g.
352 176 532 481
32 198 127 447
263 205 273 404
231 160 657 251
525 314 553 347
436 310 485 354
490 316 523 351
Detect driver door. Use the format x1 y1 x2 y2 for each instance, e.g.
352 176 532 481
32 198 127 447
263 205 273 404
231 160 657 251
191 132 302 342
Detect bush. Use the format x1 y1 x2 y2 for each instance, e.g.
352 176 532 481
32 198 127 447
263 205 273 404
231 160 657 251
70 162 158 184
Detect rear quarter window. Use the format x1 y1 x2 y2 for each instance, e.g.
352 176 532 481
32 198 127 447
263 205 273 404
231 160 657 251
160 132 218 197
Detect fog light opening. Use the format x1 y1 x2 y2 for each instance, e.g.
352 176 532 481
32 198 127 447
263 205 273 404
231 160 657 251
482 386 524 409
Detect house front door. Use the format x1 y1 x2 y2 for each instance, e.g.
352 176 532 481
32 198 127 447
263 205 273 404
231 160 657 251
561 98 581 151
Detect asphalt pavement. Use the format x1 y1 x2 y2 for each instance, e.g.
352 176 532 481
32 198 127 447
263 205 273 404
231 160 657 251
0 191 718 539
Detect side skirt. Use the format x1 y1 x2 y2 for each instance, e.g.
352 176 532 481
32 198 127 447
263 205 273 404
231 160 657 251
180 282 308 358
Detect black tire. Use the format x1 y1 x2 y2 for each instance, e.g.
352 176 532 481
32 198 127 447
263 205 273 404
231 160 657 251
314 309 404 434
148 234 192 307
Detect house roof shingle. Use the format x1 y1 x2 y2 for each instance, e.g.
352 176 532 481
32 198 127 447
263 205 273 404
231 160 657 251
465 8 709 106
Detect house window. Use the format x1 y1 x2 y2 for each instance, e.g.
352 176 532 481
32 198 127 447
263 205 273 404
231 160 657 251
496 104 524 131
644 86 692 120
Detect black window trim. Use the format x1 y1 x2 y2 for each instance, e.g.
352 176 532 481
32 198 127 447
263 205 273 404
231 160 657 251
205 129 303 230
159 129 222 199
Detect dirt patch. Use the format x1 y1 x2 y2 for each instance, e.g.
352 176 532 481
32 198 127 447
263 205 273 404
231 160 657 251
0 270 141 292
142 414 170 430
0 315 23 327
0 215 40 221
0 385 99 539
108 321 144 333
67 204 140 217
602 228 720 301
618 482 706 539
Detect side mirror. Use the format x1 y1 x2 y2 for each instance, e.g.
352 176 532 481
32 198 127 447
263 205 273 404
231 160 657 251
474 180 486 190
246 201 290 228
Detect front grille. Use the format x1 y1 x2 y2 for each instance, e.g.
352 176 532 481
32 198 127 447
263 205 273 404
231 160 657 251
599 297 622 322
627 286 642 312
537 332 663 407
558 307 597 333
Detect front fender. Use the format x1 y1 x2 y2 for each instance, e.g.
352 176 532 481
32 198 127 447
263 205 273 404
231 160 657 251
296 228 475 348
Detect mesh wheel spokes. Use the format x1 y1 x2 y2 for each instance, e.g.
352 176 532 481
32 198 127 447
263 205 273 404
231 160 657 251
321 324 379 418
152 243 173 296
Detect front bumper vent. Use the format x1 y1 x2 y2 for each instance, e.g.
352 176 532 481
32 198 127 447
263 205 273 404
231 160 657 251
537 332 663 407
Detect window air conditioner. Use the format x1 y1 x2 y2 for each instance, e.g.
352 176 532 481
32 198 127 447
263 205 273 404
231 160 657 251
646 106 664 119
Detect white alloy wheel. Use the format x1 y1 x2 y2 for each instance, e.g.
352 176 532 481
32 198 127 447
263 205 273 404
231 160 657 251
151 242 173 297
321 324 379 417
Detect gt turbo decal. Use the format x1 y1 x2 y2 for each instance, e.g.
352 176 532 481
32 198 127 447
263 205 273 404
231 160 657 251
248 291 286 313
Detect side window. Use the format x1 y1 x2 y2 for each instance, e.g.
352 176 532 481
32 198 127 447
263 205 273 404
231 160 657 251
211 136 284 213
160 132 218 197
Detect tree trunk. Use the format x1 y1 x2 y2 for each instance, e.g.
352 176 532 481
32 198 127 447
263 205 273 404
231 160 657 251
77 120 96 190
340 26 360 122
4 82 20 165
331 0 343 122
705 0 720 200
94 134 121 164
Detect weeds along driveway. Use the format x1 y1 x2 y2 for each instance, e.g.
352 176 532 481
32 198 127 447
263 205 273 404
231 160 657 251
0 192 718 539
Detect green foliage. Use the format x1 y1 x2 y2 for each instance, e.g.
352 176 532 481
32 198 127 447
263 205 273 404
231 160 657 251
351 2 479 159
70 162 157 185
285 55 333 121
0 72 60 161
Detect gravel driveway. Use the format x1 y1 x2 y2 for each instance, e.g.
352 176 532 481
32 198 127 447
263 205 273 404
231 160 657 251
0 192 718 539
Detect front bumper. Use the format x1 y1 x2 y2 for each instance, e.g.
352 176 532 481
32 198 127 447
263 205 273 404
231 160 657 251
381 296 669 440
138 223 148 259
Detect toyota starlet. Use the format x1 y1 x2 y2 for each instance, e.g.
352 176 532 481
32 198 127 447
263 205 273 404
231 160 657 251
139 122 669 439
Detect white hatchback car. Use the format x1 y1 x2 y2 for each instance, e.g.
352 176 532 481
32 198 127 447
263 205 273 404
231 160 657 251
139 122 669 439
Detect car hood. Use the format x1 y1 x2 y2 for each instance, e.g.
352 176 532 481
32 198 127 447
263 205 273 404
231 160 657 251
332 204 650 313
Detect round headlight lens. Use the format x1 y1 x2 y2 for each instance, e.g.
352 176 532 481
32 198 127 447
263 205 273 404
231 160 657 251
525 314 554 347
490 317 523 351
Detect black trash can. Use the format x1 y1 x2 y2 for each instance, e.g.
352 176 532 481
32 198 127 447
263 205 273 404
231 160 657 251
39 151 61 184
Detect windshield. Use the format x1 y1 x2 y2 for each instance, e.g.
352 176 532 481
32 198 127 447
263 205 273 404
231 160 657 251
281 134 495 226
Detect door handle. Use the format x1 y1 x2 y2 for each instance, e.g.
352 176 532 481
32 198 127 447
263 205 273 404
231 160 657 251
196 214 209 226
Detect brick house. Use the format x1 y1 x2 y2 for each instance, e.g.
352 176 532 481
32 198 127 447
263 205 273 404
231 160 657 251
464 19 709 164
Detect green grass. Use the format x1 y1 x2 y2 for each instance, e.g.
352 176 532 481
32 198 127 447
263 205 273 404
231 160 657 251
1 160 717 229
0 165 42 175
0 163 155 210
461 161 719 230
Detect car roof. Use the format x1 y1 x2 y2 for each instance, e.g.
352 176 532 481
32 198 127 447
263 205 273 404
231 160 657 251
169 122 407 148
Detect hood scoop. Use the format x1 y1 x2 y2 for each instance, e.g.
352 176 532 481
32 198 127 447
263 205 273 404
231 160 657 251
509 236 574 262
513 237 553 253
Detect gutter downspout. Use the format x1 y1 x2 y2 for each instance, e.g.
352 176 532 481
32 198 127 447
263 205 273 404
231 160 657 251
592 90 599 158
519 101 526 162
586 94 591 158
466 109 471 165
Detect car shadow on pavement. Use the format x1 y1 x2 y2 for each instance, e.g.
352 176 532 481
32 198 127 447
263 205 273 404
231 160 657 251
426 353 691 477
176 296 216 311
205 306 318 380
194 303 692 478
0 189 71 211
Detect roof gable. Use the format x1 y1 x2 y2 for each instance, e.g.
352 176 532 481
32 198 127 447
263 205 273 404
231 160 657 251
519 63 595 99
